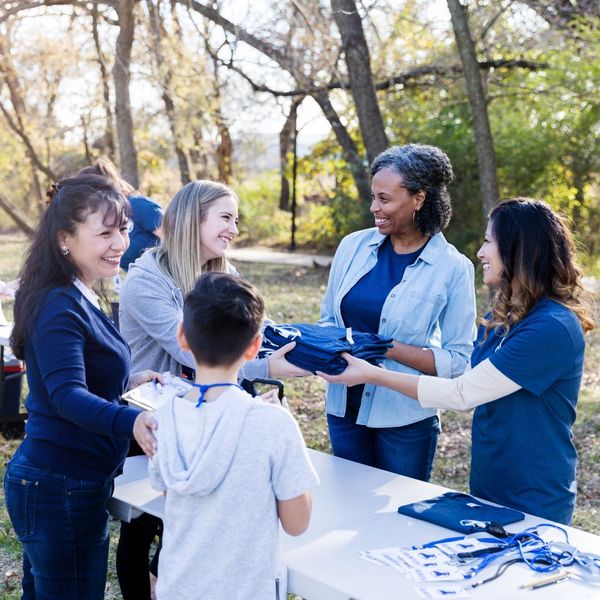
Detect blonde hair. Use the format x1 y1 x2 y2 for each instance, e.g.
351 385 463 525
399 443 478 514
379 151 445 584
153 180 238 295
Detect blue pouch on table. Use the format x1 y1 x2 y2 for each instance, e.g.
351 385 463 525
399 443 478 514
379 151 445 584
397 492 525 534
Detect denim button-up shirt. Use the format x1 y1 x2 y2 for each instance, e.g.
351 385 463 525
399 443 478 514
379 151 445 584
319 228 477 428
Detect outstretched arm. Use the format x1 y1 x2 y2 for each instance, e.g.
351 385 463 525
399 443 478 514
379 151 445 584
318 353 520 411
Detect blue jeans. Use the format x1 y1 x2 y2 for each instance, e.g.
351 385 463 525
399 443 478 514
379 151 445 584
3 447 113 599
327 413 440 481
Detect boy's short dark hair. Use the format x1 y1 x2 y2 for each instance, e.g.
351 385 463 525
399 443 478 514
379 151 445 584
183 272 265 367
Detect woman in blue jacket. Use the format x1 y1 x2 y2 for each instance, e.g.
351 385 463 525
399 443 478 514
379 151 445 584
320 198 594 524
319 144 477 481
5 174 161 599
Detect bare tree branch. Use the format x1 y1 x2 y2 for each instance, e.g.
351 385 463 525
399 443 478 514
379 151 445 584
0 0 116 23
0 101 57 181
210 56 547 98
0 191 36 237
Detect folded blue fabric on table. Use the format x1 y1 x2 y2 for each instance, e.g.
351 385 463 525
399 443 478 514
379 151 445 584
397 492 525 534
260 323 393 375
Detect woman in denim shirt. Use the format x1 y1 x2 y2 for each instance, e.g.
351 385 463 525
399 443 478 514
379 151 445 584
319 144 476 480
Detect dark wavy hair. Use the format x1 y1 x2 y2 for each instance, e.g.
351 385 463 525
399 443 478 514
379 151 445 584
370 143 454 236
483 197 594 335
10 174 130 358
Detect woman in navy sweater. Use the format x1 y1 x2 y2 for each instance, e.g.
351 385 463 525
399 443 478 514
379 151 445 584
5 174 161 599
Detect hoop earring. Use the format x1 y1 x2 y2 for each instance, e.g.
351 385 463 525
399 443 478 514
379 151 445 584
61 248 70 256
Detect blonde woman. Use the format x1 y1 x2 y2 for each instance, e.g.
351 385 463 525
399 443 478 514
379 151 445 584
120 180 300 379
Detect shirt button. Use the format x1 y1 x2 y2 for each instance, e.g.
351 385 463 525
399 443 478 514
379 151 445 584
381 318 387 323
365 392 371 397
390 293 396 298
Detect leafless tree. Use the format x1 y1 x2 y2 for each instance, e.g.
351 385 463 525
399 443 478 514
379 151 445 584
447 0 499 218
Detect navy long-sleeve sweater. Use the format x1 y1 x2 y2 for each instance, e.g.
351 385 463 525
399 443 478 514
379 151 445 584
21 284 140 481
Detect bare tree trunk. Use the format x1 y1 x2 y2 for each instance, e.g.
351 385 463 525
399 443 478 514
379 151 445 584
215 117 232 183
314 90 372 216
189 130 208 179
0 32 54 211
113 0 139 188
447 0 499 218
146 0 191 185
92 3 115 159
279 99 302 211
180 0 372 214
330 0 388 164
0 192 36 237
81 114 93 163
209 60 233 183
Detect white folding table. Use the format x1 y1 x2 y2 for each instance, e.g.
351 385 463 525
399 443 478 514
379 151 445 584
109 450 600 600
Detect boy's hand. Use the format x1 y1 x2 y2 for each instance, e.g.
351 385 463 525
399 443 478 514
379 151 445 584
259 389 290 410
267 342 311 378
133 411 158 456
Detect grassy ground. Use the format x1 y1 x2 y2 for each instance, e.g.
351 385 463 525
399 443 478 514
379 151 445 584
0 235 598 598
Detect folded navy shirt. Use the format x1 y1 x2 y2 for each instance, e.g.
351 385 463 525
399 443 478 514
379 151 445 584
397 492 525 534
260 323 392 375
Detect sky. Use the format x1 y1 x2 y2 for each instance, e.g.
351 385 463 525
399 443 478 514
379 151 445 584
6 0 453 156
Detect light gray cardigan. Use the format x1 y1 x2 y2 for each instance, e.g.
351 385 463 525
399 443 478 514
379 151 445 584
119 251 268 381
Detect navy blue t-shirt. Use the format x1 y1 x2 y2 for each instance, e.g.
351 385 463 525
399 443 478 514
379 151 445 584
341 237 425 417
470 298 585 524
121 195 163 271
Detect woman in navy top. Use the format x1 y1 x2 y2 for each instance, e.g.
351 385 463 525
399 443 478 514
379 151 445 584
320 198 594 524
5 174 161 599
77 159 163 272
319 144 476 481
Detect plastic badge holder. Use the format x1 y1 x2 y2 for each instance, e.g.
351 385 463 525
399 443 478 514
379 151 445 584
397 492 525 534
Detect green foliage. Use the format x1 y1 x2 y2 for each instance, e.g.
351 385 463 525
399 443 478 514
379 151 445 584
234 171 291 245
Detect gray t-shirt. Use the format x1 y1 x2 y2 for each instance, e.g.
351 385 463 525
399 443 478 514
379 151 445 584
149 387 319 599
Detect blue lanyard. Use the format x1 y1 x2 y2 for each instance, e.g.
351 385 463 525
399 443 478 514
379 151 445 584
191 382 244 407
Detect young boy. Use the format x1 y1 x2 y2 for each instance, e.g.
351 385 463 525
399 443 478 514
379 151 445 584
148 272 319 600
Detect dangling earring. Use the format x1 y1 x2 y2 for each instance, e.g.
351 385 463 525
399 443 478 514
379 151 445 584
61 248 70 256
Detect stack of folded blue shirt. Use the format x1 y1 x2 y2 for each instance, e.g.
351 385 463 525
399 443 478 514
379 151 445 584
260 323 393 375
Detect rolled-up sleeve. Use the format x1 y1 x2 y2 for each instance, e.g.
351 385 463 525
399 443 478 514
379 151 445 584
430 258 477 378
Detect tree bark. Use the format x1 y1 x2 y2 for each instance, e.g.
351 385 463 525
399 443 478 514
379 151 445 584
330 0 388 164
0 32 54 212
447 0 499 218
146 0 191 185
180 0 372 213
91 4 116 159
113 0 139 188
279 99 302 211
0 192 36 237
314 90 372 215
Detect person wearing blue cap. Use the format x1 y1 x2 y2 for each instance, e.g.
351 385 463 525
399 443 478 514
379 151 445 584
320 198 594 524
319 144 477 481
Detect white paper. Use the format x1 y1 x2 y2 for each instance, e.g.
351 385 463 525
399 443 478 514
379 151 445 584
122 372 192 411
415 585 471 599
411 565 466 583
402 548 451 567
437 538 496 557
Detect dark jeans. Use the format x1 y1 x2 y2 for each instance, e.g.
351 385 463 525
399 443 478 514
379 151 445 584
327 413 440 481
3 447 113 599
